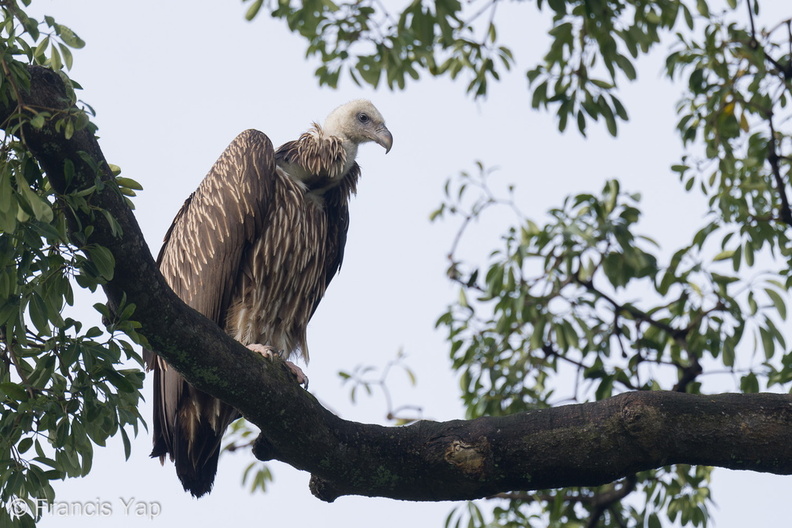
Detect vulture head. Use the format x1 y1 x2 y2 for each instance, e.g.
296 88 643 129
275 100 392 188
324 99 393 163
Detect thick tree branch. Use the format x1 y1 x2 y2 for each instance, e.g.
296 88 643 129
3 65 792 503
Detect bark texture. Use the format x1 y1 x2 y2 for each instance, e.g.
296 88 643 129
2 65 791 502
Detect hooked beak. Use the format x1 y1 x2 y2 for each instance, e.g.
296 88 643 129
374 126 393 154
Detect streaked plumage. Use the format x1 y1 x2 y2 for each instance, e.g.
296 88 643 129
143 100 392 497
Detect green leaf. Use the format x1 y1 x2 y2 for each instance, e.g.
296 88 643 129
15 172 54 223
50 44 62 70
721 338 734 367
743 242 754 267
759 327 774 360
0 382 29 400
115 177 142 190
648 512 662 528
28 291 51 334
29 113 46 129
56 24 86 48
85 244 115 280
245 0 264 20
58 42 74 70
740 372 759 393
34 35 50 61
765 288 786 320
18 437 34 454
64 118 74 139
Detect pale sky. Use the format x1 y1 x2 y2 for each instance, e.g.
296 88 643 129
19 1 792 526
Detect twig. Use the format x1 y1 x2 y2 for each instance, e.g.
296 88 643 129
746 0 758 45
575 277 682 339
587 475 638 528
671 355 702 392
746 2 792 81
464 0 500 28
767 117 792 226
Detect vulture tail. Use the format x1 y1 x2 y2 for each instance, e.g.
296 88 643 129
148 361 238 498
172 418 223 498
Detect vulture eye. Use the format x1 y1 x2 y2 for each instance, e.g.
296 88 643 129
357 113 370 124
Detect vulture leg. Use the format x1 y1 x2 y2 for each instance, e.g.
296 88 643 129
247 344 309 387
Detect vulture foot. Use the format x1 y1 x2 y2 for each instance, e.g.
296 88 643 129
247 344 309 388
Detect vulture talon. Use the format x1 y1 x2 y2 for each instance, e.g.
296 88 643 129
284 360 309 388
248 344 309 387
247 343 278 360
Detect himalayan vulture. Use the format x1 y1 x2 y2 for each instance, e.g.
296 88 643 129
143 100 392 497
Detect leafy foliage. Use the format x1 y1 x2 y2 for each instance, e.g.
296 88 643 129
244 0 718 136
245 0 514 97
0 3 145 525
434 173 729 526
427 1 792 526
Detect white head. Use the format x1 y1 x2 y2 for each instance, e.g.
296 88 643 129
323 100 393 153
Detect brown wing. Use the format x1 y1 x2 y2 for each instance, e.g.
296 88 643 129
143 129 275 497
156 129 274 323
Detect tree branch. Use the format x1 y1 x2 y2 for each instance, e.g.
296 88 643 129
3 65 792 504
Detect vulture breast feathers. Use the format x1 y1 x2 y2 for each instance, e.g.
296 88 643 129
143 100 392 497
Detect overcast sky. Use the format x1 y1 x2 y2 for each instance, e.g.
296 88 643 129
19 1 792 526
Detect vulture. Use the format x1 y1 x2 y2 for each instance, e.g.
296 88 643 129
143 100 392 497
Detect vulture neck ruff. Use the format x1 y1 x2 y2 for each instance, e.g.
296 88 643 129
275 123 351 195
